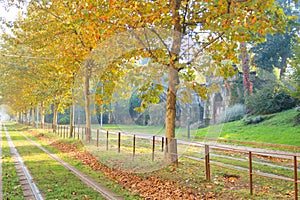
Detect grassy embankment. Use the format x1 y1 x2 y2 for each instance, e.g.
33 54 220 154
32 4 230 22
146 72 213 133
95 108 300 147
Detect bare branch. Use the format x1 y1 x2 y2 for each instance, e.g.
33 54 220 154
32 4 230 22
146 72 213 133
1 53 55 60
149 28 172 58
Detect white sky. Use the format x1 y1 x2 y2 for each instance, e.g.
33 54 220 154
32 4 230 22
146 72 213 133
0 2 20 22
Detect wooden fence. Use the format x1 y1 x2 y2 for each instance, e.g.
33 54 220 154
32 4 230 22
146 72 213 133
39 123 299 200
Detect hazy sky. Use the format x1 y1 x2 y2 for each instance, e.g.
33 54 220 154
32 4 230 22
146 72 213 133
0 2 19 21
0 2 25 36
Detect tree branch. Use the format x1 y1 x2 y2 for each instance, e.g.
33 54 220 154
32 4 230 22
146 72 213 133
149 28 172 57
1 53 55 60
190 32 225 64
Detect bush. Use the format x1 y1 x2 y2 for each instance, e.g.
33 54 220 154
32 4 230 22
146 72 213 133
294 107 300 126
58 115 70 125
243 115 265 125
294 113 300 126
246 83 298 115
218 104 246 123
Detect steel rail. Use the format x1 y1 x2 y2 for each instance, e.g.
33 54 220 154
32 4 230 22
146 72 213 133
4 125 44 200
0 124 3 200
17 131 124 200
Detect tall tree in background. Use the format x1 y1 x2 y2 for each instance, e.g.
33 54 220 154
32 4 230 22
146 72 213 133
290 37 300 100
240 42 252 97
251 0 299 78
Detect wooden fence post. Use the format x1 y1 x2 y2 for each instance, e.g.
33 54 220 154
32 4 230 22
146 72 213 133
205 145 210 182
73 126 75 139
81 127 84 140
96 129 99 147
106 131 109 150
133 135 136 159
77 127 80 140
172 138 178 167
88 128 91 143
152 136 155 161
249 151 253 195
118 132 121 153
294 156 298 200
77 127 79 140
165 138 168 153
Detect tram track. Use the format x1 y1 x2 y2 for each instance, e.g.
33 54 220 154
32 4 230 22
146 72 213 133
0 124 3 200
5 124 124 200
3 124 44 200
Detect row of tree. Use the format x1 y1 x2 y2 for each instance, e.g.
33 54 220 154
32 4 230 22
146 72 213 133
0 0 298 163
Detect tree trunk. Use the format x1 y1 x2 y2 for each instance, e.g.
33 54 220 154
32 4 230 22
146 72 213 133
36 104 39 128
24 111 27 124
165 67 179 163
27 110 30 125
280 55 287 79
241 42 251 96
84 60 92 141
40 102 45 129
53 103 58 133
164 0 182 164
31 108 35 127
18 112 21 123
69 101 74 138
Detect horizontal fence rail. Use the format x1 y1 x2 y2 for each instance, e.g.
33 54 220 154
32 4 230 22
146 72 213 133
28 122 300 199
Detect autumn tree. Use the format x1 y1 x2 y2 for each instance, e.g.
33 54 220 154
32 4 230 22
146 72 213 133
289 37 300 100
1 0 110 136
86 0 288 163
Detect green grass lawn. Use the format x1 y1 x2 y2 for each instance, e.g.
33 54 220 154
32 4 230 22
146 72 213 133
89 108 300 147
196 109 300 146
